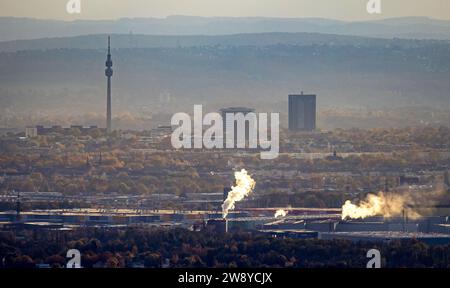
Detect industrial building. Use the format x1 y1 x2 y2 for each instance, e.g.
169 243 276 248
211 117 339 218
1 203 450 245
29 125 106 137
320 231 450 245
263 229 319 239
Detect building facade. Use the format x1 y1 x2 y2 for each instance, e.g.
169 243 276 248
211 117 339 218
219 107 256 148
288 93 316 131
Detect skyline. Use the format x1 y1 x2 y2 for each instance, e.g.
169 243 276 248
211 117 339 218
0 0 450 21
0 1 450 272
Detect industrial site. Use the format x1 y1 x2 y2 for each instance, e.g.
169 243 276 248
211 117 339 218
2 169 450 246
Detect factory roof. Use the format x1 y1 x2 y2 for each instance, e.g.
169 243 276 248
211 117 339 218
220 107 255 113
227 214 341 222
0 208 210 217
241 207 341 213
261 229 318 234
322 231 450 239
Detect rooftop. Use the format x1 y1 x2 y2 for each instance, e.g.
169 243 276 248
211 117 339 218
322 231 450 239
219 107 255 113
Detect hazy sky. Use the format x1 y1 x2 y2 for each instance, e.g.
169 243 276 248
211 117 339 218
1 0 450 21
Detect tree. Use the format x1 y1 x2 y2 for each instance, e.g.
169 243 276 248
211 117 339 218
46 255 66 267
106 256 120 268
12 255 35 268
143 252 161 268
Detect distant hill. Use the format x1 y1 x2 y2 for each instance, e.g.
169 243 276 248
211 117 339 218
1 32 448 54
0 34 449 117
0 32 404 53
1 16 450 42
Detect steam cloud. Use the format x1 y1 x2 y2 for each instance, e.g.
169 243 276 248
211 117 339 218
341 192 421 220
274 209 289 218
273 209 289 218
222 169 256 219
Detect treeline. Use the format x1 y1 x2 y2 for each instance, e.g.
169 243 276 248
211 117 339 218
0 227 449 268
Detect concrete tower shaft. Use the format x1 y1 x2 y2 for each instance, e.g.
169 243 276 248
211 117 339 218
105 36 113 133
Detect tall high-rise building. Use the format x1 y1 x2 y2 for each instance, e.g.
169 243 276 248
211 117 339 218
220 107 256 148
288 92 316 131
105 36 113 134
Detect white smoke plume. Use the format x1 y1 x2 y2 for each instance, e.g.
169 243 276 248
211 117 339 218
274 209 289 218
222 169 256 219
341 192 421 220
